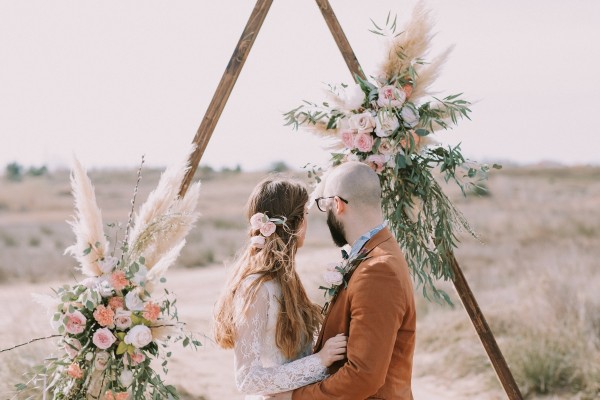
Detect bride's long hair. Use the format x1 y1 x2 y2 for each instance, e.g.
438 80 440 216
213 176 322 359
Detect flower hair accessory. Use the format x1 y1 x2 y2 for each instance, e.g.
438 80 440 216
249 212 287 249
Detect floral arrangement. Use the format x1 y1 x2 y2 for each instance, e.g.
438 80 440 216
284 4 500 302
16 150 202 399
319 248 372 314
249 212 287 249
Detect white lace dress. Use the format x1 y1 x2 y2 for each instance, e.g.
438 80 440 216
233 275 328 399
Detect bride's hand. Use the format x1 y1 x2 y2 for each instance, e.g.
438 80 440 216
316 333 347 367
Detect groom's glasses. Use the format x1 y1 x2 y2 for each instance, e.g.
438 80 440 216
314 196 349 212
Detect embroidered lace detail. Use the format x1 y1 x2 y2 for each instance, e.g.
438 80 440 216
233 275 328 396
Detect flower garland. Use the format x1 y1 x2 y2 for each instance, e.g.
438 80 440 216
319 248 373 314
13 151 202 399
284 5 501 303
249 212 287 248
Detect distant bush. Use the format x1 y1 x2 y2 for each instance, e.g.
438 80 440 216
27 165 48 177
269 161 290 173
5 162 23 181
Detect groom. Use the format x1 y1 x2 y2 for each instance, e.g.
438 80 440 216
270 161 416 399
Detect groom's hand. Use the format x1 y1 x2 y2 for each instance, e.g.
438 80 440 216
263 391 292 400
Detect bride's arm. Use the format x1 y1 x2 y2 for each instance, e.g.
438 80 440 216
233 283 328 395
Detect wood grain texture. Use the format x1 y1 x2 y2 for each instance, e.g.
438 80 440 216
178 0 273 197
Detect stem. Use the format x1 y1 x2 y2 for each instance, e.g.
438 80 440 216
122 155 145 250
0 334 61 353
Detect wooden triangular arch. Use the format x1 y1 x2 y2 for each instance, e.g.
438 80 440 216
178 1 523 398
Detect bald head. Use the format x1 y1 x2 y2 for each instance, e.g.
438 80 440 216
325 162 382 209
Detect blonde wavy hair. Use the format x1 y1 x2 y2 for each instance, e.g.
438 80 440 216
213 176 322 359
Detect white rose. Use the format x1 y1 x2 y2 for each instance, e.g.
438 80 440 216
95 278 114 298
98 256 118 274
93 351 110 371
344 83 366 110
125 290 144 311
323 270 344 286
124 324 153 349
375 111 400 137
119 369 134 387
113 308 132 330
378 139 395 156
348 112 376 134
400 104 420 128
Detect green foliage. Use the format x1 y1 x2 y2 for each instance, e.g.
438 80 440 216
269 161 290 173
5 161 23 181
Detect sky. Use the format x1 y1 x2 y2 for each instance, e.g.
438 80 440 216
1 0 599 172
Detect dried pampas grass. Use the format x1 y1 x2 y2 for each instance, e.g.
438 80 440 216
64 157 109 277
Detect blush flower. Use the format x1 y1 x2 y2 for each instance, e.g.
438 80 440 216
400 103 420 128
339 129 357 149
260 221 277 237
92 328 117 350
377 85 406 108
124 325 153 349
108 296 125 310
65 310 87 335
354 132 374 153
348 112 376 134
67 363 83 379
366 154 387 174
110 271 129 291
63 337 82 359
250 213 266 230
250 235 266 249
125 290 145 311
375 111 400 138
143 302 161 322
323 270 344 286
93 305 115 328
113 308 132 330
400 130 422 150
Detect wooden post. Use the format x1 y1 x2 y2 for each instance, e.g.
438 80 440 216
178 1 522 398
314 1 522 397
178 0 273 197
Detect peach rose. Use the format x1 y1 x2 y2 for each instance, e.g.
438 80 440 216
93 305 115 328
92 328 117 350
108 296 125 310
403 84 413 99
105 391 129 400
400 130 422 150
124 350 146 366
260 221 277 237
65 311 87 335
143 302 161 322
354 132 374 153
67 363 83 379
110 271 129 291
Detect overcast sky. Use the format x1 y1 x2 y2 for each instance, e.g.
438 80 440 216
1 0 599 171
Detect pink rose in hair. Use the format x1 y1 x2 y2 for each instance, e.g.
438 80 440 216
260 221 277 237
65 310 87 335
250 213 266 230
250 236 266 248
355 132 374 153
92 328 117 350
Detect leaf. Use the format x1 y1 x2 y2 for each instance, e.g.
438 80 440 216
415 128 429 137
82 246 92 256
182 337 190 348
116 341 128 355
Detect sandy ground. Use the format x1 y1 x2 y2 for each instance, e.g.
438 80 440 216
0 248 485 400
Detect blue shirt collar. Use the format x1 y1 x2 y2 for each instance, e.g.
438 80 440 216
347 221 388 258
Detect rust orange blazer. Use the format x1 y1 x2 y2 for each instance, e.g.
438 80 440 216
293 228 416 399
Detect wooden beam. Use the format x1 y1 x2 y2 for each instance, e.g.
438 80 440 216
314 0 523 398
178 0 273 197
315 0 366 81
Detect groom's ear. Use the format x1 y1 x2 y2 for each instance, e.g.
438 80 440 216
335 196 347 214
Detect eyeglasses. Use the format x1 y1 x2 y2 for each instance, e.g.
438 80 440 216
314 196 349 212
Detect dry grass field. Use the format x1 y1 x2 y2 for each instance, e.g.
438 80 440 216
0 165 598 399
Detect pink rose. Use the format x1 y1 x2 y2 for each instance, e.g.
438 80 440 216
260 221 277 237
65 311 87 335
64 338 82 359
92 328 117 350
377 85 406 108
113 308 132 330
124 350 146 366
348 112 376 134
339 129 356 149
366 154 387 173
354 132 374 153
250 213 266 230
250 235 266 248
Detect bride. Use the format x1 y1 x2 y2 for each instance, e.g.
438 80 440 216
213 176 347 398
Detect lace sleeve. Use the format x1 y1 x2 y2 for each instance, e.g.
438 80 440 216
233 283 328 395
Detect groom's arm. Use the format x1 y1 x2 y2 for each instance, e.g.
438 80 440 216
292 258 406 399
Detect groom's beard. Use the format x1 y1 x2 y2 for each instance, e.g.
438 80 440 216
327 210 348 247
